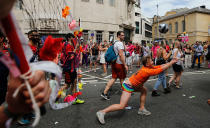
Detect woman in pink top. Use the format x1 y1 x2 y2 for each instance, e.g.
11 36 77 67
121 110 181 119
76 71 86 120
82 42 89 68
152 41 160 63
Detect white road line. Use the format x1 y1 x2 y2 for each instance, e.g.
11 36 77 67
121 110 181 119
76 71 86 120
82 80 98 83
81 73 109 81
81 68 100 74
104 75 112 78
82 77 96 80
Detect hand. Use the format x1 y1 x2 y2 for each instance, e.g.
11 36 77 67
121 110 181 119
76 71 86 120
124 65 128 73
170 58 178 64
6 70 51 115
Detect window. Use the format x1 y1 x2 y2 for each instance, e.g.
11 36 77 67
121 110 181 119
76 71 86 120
109 32 114 42
182 20 185 32
175 22 178 33
96 0 103 4
83 30 89 42
109 0 115 6
96 31 103 43
145 23 152 31
81 0 89 2
135 22 139 34
145 31 152 38
169 24 172 34
135 13 140 17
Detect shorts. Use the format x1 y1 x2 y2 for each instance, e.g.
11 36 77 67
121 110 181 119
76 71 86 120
64 70 77 85
126 56 132 66
91 55 98 63
122 82 134 93
111 63 126 79
172 64 183 73
100 55 106 64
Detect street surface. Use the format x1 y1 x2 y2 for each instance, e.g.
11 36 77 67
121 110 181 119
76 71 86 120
13 65 210 128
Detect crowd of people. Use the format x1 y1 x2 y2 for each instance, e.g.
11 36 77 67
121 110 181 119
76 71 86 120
0 0 210 127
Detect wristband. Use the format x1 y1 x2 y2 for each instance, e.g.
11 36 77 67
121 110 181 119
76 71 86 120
2 102 19 119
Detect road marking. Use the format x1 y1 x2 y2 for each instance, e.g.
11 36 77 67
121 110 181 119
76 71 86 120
81 80 98 83
81 68 100 74
104 75 112 78
81 73 109 81
82 77 96 80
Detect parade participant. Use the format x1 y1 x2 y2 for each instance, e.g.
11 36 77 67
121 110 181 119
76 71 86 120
0 31 9 105
133 43 140 66
101 31 128 100
62 33 84 104
142 42 150 57
99 40 108 76
184 44 192 68
168 40 184 89
90 42 99 72
151 40 160 63
82 41 89 69
152 43 172 96
191 41 203 69
126 41 134 73
96 56 178 124
28 30 42 62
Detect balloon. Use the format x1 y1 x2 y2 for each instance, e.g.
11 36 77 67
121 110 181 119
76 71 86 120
159 24 169 33
68 20 77 30
74 31 79 36
62 6 70 18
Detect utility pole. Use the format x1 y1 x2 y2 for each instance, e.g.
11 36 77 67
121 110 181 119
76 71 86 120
156 0 160 39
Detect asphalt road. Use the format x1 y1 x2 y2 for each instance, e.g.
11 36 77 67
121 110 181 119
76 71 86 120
13 65 210 128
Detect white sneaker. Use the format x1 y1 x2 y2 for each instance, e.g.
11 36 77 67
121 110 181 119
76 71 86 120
138 108 151 116
96 111 105 124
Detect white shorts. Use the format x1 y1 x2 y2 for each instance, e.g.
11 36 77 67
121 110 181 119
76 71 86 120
126 56 132 66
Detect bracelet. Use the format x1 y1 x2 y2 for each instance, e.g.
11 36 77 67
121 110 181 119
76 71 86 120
2 102 19 119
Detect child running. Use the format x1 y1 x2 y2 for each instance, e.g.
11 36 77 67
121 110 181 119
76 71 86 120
96 55 178 124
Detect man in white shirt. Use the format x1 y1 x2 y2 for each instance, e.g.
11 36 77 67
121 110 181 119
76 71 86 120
191 41 203 69
101 31 128 100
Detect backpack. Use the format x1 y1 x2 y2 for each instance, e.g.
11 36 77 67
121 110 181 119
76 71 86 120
105 41 119 63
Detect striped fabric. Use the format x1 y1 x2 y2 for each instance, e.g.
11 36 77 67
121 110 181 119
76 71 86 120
122 83 134 93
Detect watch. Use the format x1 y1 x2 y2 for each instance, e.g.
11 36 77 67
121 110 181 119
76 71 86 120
2 102 18 119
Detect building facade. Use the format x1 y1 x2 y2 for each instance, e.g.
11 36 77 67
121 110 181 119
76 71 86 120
13 0 141 43
152 6 210 44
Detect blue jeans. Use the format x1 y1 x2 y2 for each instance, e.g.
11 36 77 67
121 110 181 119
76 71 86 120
154 72 167 90
191 55 201 68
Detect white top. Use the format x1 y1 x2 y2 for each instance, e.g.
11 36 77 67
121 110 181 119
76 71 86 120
172 48 182 65
114 40 125 64
143 46 150 56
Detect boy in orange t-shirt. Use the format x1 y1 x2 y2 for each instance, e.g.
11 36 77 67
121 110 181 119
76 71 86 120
96 55 178 124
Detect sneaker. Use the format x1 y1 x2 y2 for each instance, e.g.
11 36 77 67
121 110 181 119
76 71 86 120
17 118 30 125
73 99 85 104
151 91 160 97
101 73 107 76
101 93 110 100
164 88 171 94
138 108 151 116
96 111 105 124
125 105 132 110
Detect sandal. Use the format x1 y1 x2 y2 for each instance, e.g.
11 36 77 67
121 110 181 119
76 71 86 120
175 86 181 89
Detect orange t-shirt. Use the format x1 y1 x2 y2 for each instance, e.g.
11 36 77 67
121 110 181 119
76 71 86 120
129 66 163 87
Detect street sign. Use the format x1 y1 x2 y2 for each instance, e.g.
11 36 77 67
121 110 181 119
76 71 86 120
91 33 94 37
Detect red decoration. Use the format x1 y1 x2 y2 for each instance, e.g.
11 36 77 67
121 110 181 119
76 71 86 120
39 36 63 61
